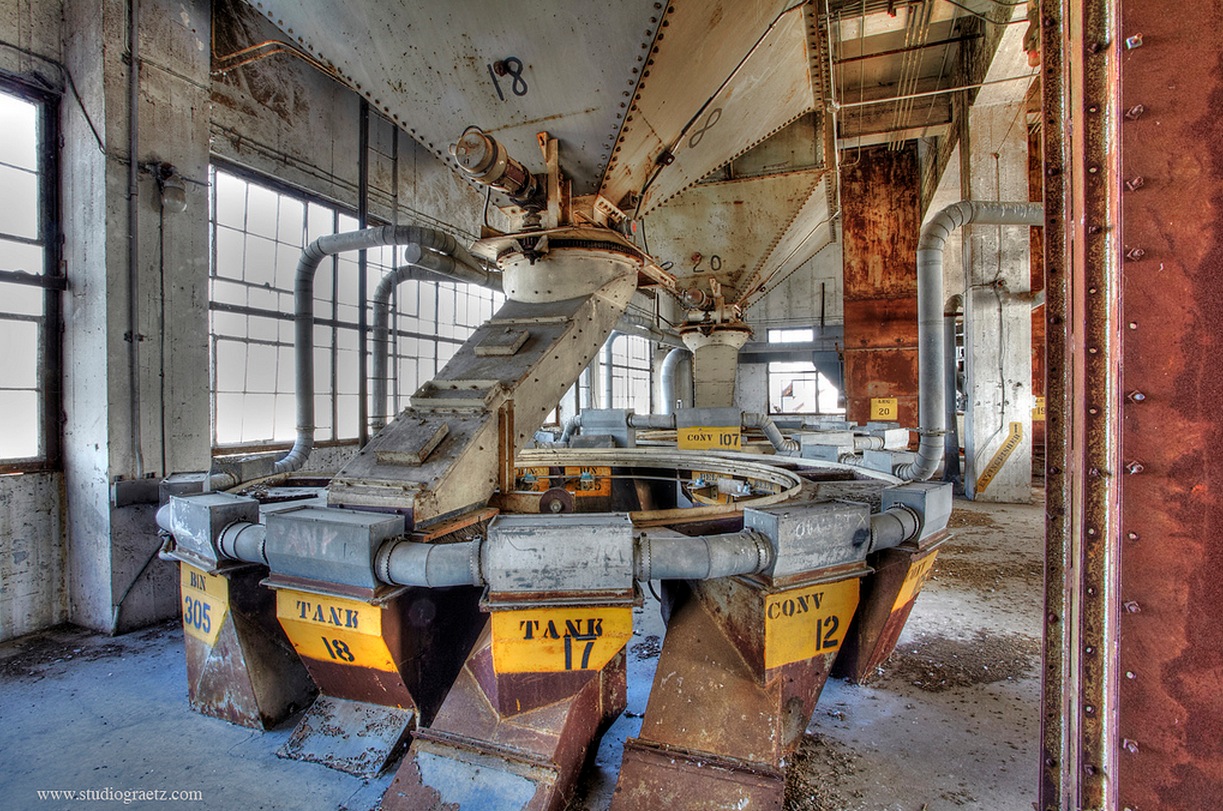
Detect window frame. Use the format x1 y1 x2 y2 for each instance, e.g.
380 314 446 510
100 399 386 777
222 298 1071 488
0 75 63 473
207 160 501 451
606 332 654 413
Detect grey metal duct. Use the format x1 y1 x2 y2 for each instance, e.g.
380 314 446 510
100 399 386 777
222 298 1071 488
373 527 774 588
602 331 620 410
659 347 692 415
633 528 773 581
894 201 1044 481
370 256 502 431
274 225 484 474
742 412 800 454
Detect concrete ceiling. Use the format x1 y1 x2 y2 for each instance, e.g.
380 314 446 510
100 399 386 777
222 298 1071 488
241 0 1020 307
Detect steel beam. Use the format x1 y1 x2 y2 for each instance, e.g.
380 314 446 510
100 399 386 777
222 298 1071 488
1113 0 1223 808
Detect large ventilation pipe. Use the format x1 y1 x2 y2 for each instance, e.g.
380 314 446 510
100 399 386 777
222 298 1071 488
658 347 692 415
602 331 620 409
274 226 487 475
370 252 502 430
894 201 1043 481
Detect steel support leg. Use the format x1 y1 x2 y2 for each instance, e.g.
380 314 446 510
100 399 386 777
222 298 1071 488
382 622 627 811
612 565 866 810
178 562 315 729
833 531 949 683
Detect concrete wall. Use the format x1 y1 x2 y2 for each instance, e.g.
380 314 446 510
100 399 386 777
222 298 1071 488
0 0 69 648
0 0 508 639
746 237 843 331
0 473 67 642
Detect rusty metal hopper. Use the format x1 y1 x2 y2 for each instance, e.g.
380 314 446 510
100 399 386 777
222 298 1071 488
240 0 837 305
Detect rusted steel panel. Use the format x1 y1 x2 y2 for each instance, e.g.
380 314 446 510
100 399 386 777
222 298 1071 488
840 145 920 300
383 622 625 811
1074 0 1123 807
1115 0 1223 808
1038 0 1073 805
841 145 921 427
287 587 483 719
182 565 315 729
833 532 948 683
1028 105 1046 450
612 570 861 810
616 741 784 811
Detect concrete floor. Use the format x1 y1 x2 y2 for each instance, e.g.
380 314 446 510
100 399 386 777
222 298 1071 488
0 494 1043 811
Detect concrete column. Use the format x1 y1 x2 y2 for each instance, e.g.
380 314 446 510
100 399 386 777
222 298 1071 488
962 102 1033 503
840 145 921 427
62 0 212 632
681 329 750 408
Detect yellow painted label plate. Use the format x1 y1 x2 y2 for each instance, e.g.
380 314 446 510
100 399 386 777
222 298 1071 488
564 466 612 497
180 564 229 648
275 590 397 672
491 606 633 673
975 421 1024 493
1032 396 1046 421
891 551 939 612
870 397 898 420
677 425 741 451
764 578 860 669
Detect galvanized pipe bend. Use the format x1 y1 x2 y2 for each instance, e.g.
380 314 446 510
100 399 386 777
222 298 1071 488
896 201 1044 481
276 225 487 475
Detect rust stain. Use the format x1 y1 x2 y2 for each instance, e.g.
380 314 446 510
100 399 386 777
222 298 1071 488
1117 4 1223 807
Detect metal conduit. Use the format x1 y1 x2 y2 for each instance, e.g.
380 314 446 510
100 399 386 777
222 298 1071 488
742 412 801 454
370 256 502 430
868 506 921 553
274 226 486 474
658 347 691 415
634 528 773 581
894 201 1044 481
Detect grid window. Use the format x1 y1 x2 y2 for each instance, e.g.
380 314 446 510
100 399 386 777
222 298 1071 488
0 85 59 467
767 327 814 343
607 333 653 413
767 361 842 415
209 167 503 448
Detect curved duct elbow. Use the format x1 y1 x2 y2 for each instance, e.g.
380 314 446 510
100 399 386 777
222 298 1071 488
635 529 773 581
559 413 582 444
276 225 484 475
896 201 1043 482
376 538 483 588
742 412 800 454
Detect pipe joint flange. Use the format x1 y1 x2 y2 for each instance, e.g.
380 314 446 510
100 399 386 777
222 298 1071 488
635 532 653 582
374 539 397 585
469 538 484 587
747 529 775 574
893 503 924 544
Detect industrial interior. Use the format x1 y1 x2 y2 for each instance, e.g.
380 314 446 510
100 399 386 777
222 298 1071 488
0 0 1218 809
